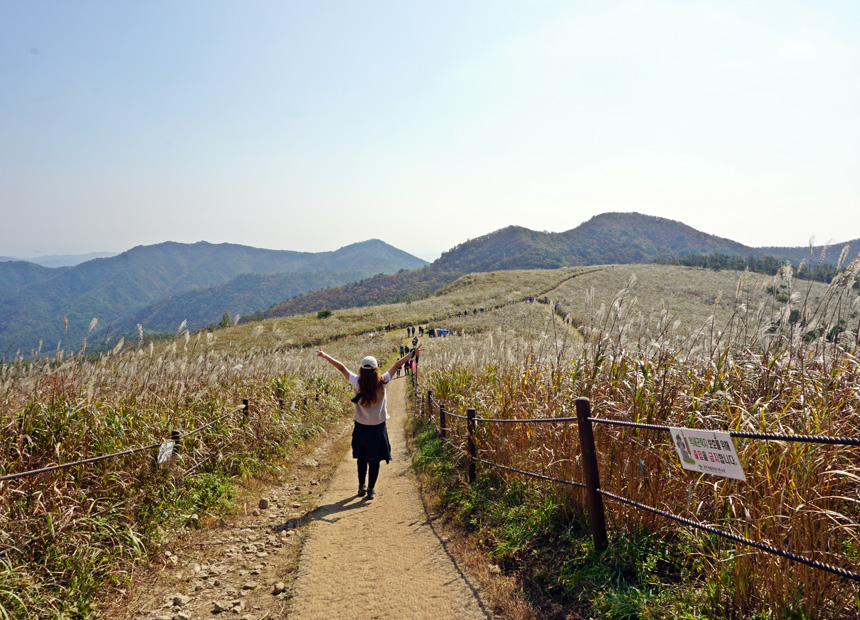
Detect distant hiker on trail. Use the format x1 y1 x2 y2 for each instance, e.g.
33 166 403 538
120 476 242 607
317 346 422 500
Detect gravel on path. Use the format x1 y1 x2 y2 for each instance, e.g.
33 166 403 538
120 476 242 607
288 376 491 620
108 375 491 620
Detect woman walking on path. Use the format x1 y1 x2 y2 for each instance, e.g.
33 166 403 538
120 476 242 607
317 346 422 499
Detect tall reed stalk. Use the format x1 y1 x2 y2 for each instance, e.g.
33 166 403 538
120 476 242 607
423 261 860 618
0 330 390 619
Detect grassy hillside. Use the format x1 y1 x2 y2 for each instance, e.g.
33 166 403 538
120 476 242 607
549 263 833 336
415 263 860 619
238 268 587 351
266 212 798 319
263 266 461 319
2 261 858 618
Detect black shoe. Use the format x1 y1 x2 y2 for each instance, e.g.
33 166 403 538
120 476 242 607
367 488 376 499
358 484 367 497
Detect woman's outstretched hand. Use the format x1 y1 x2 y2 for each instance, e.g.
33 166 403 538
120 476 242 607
318 348 349 379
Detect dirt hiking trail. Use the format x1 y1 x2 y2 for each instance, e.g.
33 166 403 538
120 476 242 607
116 375 490 620
288 375 490 619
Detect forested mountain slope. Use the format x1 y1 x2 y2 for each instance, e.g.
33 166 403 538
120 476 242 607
0 239 426 355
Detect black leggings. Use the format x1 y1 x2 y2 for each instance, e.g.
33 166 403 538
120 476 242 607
357 458 380 489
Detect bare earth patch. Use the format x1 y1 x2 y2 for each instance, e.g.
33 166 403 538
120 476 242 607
102 417 353 620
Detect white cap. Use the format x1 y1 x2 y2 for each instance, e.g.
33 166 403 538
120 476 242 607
360 356 378 369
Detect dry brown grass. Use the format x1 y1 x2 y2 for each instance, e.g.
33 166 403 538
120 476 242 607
3 260 858 618
0 333 393 618
421 261 860 618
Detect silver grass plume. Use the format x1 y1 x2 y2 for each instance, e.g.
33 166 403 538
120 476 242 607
837 244 851 271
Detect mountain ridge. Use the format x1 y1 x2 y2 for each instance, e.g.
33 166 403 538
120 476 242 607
0 239 427 355
3 212 858 356
265 212 859 319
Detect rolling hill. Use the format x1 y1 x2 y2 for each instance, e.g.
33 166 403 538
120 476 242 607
116 270 370 336
0 239 427 356
0 261 71 299
266 212 859 318
4 212 857 356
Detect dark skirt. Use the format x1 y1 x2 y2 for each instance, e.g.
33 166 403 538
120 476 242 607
352 421 391 464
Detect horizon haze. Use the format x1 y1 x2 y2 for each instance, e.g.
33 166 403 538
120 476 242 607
2 2 859 259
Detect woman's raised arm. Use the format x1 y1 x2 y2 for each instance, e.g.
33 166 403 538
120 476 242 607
317 347 351 380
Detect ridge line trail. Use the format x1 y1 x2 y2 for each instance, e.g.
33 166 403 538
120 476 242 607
537 266 607 340
288 375 491 619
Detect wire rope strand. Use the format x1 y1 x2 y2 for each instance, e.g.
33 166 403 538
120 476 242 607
0 441 162 482
599 489 860 582
587 417 860 447
474 457 586 489
0 404 246 482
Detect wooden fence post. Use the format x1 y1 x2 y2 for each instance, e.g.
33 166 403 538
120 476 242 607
575 397 608 552
466 408 476 483
427 390 432 418
440 406 447 439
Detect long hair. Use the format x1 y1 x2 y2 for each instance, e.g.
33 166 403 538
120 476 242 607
356 367 385 406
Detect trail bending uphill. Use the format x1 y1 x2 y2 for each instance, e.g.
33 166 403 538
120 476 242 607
288 376 490 620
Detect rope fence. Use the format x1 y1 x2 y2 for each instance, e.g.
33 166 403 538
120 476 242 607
598 489 860 582
421 387 860 583
475 457 586 489
0 401 250 483
588 416 860 447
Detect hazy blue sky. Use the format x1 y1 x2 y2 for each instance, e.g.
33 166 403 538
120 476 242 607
2 1 858 261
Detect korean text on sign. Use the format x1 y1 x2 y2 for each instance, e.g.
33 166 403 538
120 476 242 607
670 428 746 481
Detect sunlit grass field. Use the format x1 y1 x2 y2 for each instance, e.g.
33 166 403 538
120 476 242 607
207 266 589 352
419 262 860 619
2 261 858 619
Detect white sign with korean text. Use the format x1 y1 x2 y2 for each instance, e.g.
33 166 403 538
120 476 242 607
670 428 746 481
